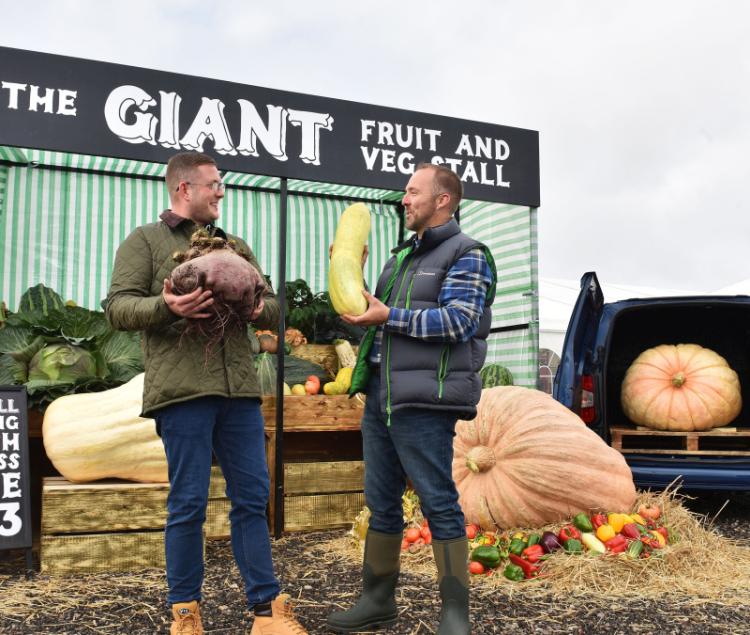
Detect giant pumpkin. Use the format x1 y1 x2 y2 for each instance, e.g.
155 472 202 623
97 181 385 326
43 373 168 483
621 343 741 431
453 386 636 529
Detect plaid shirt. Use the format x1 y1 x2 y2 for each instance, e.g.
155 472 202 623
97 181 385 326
369 243 493 364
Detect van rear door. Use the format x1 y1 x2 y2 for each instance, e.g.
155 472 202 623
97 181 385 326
553 272 604 410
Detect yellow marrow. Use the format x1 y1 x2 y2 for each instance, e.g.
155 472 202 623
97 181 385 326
329 203 371 315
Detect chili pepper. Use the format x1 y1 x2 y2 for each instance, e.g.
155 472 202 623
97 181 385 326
509 553 539 578
503 563 525 581
558 525 581 543
527 533 541 547
563 538 583 554
640 535 660 550
591 513 608 529
521 544 545 563
508 538 526 556
630 513 647 525
573 513 594 533
627 539 644 560
621 522 641 540
604 534 628 553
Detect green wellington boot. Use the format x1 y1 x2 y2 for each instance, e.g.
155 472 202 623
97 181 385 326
432 536 471 635
327 529 401 633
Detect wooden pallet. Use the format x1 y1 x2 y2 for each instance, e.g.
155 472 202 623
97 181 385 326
610 425 750 456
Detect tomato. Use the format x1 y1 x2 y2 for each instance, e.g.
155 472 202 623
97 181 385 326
468 561 485 575
465 524 479 540
304 376 320 395
638 504 661 521
405 527 421 543
420 526 431 540
400 539 409 551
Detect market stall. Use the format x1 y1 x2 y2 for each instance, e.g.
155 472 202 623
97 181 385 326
0 45 540 568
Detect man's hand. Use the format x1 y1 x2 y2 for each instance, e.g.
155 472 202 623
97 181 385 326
249 297 265 322
329 244 369 268
162 278 214 318
341 290 389 326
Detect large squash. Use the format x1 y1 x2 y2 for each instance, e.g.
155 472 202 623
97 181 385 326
453 386 636 529
328 203 371 316
42 373 168 483
621 343 742 431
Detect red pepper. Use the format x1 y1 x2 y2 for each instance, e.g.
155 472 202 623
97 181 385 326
604 534 628 553
558 525 581 543
508 553 539 579
655 526 669 542
591 513 608 529
640 535 660 550
521 544 545 563
621 522 641 540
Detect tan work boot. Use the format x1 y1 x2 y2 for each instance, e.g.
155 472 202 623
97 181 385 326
170 600 204 635
250 594 308 634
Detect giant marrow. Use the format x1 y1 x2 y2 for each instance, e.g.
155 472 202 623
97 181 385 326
329 203 371 316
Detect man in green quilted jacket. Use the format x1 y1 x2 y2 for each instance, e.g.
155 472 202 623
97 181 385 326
106 152 308 635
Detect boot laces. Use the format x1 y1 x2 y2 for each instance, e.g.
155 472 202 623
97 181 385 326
277 597 306 634
176 613 200 634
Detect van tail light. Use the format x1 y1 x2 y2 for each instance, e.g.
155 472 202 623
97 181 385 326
580 374 596 424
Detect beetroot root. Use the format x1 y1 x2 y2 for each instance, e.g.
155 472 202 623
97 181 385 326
170 234 268 342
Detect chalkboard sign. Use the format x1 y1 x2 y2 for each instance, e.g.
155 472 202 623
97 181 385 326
0 386 32 552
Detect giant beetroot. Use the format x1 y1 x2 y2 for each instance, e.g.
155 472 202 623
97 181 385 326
170 230 267 342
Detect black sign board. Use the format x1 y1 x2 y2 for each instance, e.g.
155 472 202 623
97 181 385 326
0 386 31 552
0 46 540 207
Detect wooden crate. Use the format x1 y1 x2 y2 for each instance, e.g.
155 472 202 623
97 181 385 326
610 425 750 456
261 394 365 532
41 467 229 575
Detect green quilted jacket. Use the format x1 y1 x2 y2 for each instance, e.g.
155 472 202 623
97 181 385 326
105 211 279 416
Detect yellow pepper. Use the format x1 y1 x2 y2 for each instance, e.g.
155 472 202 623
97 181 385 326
596 524 616 542
630 513 647 525
512 531 526 541
607 513 627 533
650 530 666 547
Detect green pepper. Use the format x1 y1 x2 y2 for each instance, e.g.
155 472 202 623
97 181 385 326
503 564 525 581
470 545 501 568
508 538 526 556
527 533 541 547
563 538 583 554
573 513 594 533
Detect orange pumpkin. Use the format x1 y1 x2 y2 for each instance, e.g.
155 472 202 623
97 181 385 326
453 386 636 530
621 343 741 431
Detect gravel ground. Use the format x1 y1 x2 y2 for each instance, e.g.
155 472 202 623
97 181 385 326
1 491 749 634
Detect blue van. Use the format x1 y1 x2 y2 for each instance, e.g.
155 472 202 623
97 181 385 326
553 272 750 491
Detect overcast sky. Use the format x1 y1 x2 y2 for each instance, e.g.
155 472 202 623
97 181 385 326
2 1 748 292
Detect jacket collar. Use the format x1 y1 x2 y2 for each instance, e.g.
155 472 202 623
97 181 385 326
159 210 227 239
391 218 461 255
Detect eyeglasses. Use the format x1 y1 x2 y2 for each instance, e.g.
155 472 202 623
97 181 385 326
179 181 226 193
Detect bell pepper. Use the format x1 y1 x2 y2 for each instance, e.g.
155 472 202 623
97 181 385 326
471 545 501 568
509 553 539 578
563 538 583 554
621 522 641 540
558 525 581 543
521 544 545 563
595 524 616 543
527 533 541 547
627 539 644 559
649 530 666 548
573 513 594 533
503 563 525 581
508 538 526 556
580 532 606 554
591 513 608 529
607 513 628 533
604 534 628 553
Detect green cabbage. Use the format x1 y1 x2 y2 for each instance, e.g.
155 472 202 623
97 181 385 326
28 343 97 383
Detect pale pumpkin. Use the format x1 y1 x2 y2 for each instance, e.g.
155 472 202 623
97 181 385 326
453 386 636 529
328 203 371 316
621 343 741 431
42 373 168 483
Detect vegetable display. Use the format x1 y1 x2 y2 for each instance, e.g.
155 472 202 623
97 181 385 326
621 343 742 431
0 284 143 409
328 203 371 316
453 386 637 529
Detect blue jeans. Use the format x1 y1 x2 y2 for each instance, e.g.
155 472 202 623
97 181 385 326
361 373 465 541
154 396 280 607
